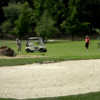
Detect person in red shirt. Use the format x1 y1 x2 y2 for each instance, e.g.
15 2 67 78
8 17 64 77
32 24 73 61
85 35 90 49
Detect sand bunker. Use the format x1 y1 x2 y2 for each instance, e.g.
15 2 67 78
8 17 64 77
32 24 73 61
0 59 100 99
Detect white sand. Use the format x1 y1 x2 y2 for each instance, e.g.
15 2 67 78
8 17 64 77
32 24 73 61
0 59 100 99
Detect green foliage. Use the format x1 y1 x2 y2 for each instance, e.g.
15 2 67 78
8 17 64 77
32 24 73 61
3 3 22 22
61 0 87 40
0 20 12 38
32 0 42 22
33 0 65 38
1 2 23 36
1 0 100 39
1 1 33 38
1 20 12 33
35 10 58 40
15 2 33 38
94 28 100 34
79 22 90 32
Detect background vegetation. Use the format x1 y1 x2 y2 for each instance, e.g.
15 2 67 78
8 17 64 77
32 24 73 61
0 0 100 40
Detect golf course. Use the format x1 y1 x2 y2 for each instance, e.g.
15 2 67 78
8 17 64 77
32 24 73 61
0 39 100 66
0 40 100 100
0 0 100 99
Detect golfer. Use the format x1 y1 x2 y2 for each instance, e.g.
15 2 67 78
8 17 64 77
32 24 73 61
16 38 21 52
85 35 90 49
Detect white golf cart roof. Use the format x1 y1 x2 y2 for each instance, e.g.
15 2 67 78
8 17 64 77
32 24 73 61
27 37 44 46
28 37 42 40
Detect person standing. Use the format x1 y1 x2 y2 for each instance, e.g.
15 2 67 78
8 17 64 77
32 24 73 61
26 40 29 47
85 35 90 50
16 38 21 53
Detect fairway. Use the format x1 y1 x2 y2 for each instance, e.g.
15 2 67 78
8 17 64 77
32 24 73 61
0 40 100 58
0 40 100 66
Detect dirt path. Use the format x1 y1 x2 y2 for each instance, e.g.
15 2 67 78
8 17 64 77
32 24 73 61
0 59 100 99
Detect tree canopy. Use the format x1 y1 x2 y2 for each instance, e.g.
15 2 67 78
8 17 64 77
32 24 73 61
0 0 100 39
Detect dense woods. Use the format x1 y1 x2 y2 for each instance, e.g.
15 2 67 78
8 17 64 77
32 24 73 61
0 0 100 40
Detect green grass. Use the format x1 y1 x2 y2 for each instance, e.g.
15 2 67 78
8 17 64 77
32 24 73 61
0 92 100 100
46 40 100 58
0 40 100 66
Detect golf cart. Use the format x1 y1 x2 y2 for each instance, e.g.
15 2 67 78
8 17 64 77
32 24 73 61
25 37 47 53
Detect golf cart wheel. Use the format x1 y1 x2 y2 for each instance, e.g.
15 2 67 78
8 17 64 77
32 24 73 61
26 49 30 53
39 48 47 52
26 48 34 53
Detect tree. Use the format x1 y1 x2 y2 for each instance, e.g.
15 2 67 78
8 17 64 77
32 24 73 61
0 0 9 33
1 20 11 33
1 2 23 37
61 0 81 40
15 2 33 38
3 2 22 23
79 0 100 29
1 0 100 39
32 0 65 38
35 10 58 40
1 20 12 38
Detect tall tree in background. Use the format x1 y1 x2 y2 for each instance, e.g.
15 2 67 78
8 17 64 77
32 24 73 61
1 2 22 38
1 0 100 39
61 0 86 40
35 10 58 41
15 2 32 38
0 0 9 35
79 0 100 29
3 3 22 23
33 0 65 38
